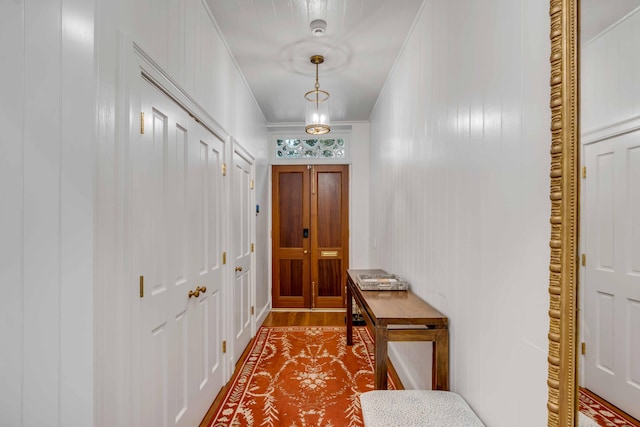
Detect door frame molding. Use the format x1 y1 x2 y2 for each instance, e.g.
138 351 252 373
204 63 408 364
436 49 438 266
582 113 640 146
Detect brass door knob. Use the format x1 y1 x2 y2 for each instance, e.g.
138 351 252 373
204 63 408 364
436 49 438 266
189 286 207 298
235 266 243 272
303 250 308 254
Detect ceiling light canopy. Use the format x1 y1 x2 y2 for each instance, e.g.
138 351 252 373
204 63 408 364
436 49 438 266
310 19 327 37
304 55 330 135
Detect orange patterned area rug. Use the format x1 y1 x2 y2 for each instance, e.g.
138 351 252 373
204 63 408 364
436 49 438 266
579 388 640 427
209 326 395 427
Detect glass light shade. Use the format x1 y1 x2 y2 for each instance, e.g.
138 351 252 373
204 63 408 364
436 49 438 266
305 89 330 135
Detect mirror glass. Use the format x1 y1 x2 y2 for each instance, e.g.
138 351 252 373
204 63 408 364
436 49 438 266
579 0 640 424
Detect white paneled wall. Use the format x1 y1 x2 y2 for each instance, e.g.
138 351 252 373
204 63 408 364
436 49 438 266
0 1 95 427
348 123 372 268
0 0 267 426
0 2 26 426
369 1 550 426
255 160 270 323
581 8 640 133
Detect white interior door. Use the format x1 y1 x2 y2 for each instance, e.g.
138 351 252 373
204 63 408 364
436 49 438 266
186 122 227 421
133 80 227 427
583 132 640 420
134 81 190 427
231 145 254 362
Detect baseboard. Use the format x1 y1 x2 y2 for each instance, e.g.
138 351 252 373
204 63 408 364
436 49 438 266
255 302 270 328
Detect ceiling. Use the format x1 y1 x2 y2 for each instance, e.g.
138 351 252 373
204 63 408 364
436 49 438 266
581 0 640 43
206 0 640 126
205 0 424 124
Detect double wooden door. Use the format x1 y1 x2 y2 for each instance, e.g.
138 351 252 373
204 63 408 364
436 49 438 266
272 165 349 308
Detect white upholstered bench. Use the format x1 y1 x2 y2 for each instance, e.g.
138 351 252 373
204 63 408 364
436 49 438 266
360 390 485 427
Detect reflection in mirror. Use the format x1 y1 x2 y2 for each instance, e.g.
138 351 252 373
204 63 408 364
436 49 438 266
579 0 640 425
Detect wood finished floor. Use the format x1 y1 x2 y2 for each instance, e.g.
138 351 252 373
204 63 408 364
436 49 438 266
199 311 348 427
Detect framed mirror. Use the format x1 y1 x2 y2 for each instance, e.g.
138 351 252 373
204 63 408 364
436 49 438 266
549 1 640 425
546 1 579 426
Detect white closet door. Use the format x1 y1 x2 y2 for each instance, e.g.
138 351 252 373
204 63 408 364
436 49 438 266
186 122 226 421
583 131 640 421
133 80 227 427
231 146 254 362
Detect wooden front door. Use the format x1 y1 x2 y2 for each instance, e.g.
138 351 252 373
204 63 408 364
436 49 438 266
272 165 349 308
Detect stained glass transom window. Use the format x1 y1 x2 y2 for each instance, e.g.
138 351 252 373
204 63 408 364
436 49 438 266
276 138 346 159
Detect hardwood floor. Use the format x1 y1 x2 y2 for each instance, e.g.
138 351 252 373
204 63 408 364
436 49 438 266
199 310 404 426
262 310 347 327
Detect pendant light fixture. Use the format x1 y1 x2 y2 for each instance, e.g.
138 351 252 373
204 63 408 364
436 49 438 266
304 55 330 135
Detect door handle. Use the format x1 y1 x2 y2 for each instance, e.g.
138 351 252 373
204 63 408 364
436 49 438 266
188 286 207 298
303 250 308 254
235 266 243 272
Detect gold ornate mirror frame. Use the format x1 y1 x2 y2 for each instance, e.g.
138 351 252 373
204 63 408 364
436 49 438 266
547 0 579 426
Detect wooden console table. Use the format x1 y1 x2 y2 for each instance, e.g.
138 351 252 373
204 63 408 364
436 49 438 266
346 269 449 390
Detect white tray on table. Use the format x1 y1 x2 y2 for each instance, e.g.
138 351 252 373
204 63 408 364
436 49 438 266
355 273 409 291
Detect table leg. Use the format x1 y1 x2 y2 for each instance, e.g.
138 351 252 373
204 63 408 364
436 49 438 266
374 326 388 389
433 329 450 391
346 282 353 345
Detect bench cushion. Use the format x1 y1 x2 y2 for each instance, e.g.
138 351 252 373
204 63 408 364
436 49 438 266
360 390 485 427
